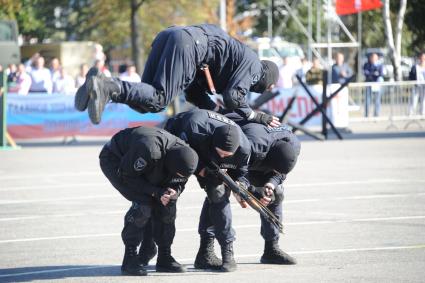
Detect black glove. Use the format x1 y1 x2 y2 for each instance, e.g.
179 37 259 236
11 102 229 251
248 186 275 203
252 112 274 126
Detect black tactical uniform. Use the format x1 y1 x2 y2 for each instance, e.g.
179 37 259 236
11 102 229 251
164 109 251 272
227 113 301 265
99 126 198 276
75 24 278 125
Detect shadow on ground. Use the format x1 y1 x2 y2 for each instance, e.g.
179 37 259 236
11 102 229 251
0 265 221 282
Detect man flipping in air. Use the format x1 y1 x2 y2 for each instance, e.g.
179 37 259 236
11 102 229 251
75 24 280 127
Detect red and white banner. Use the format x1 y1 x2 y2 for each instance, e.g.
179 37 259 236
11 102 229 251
249 84 349 129
336 0 383 16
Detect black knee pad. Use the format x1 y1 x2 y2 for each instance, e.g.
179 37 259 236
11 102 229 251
125 202 152 228
274 185 284 203
206 184 230 204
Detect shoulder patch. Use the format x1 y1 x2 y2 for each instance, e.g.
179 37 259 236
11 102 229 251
133 157 147 172
265 125 292 133
207 111 236 126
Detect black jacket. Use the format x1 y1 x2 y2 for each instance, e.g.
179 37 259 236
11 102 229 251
184 24 262 119
224 112 300 187
102 126 190 201
242 122 300 187
164 109 250 185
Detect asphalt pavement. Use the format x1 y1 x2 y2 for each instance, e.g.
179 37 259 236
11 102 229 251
0 131 424 282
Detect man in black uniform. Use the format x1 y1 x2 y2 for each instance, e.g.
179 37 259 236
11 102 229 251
74 24 280 127
227 113 301 264
163 108 251 272
99 126 199 276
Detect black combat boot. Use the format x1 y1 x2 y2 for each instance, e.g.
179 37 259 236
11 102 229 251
86 73 122 124
139 240 157 266
74 67 99 111
260 240 297 265
121 245 148 276
194 237 222 270
156 246 186 273
220 242 237 272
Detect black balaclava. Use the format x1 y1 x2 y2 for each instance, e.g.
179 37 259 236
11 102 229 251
164 145 199 177
265 141 298 174
250 60 279 94
212 125 240 153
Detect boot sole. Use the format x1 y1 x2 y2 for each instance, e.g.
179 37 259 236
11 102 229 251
87 75 102 125
74 68 99 111
194 262 222 270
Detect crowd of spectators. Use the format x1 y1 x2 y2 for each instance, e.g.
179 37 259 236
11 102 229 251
3 52 143 96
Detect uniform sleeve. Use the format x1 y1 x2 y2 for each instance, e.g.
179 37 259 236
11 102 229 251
120 175 163 201
227 151 250 186
266 172 286 188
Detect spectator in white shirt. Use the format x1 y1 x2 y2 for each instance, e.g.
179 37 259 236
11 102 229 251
94 59 111 77
54 68 76 94
50 57 61 83
8 63 32 95
29 56 53 93
119 64 141 83
276 57 295 89
75 63 89 88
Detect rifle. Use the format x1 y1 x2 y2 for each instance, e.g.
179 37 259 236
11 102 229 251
209 162 284 234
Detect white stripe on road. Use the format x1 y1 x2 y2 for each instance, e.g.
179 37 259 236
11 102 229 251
0 171 100 181
0 265 116 278
1 178 424 192
1 190 425 206
1 215 424 244
0 194 118 204
0 182 109 192
1 244 424 278
285 179 425 188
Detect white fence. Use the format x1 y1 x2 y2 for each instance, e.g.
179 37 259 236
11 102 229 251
348 80 425 129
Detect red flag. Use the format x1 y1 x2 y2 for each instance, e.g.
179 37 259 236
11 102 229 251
336 0 383 16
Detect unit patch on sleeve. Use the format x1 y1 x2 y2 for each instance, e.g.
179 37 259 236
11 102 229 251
207 111 236 126
265 125 292 133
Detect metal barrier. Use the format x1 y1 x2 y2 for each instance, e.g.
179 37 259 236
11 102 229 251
348 80 425 129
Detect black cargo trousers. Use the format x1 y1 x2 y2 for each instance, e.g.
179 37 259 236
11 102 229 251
99 147 177 248
115 26 208 114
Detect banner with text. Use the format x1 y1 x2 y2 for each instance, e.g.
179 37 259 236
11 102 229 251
249 84 349 128
6 94 166 139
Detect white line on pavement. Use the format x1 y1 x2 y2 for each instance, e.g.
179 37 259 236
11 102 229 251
0 171 100 181
1 244 424 278
0 195 118 204
1 178 424 192
0 182 109 192
0 265 116 278
286 179 425 188
1 190 424 206
1 215 424 244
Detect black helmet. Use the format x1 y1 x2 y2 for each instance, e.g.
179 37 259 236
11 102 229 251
250 60 279 94
212 124 240 153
